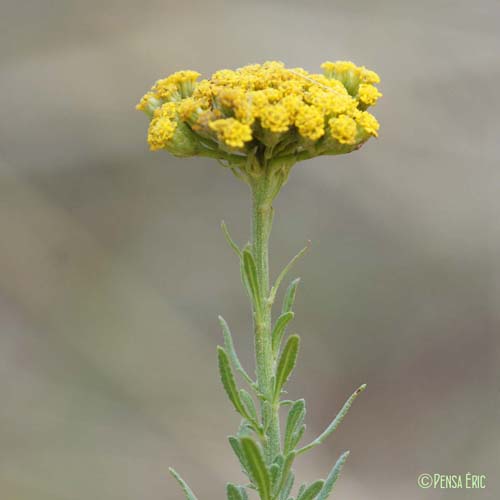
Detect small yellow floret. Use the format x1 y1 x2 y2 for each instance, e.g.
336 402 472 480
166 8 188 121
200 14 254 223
356 111 380 137
153 80 177 100
211 69 240 87
308 88 355 115
217 88 253 124
358 84 382 106
154 102 178 119
295 105 325 140
147 102 179 150
148 117 177 151
192 80 215 101
280 95 303 119
209 118 253 148
136 91 157 112
359 67 381 84
260 104 291 133
329 115 357 145
321 60 357 75
167 70 201 85
178 98 199 121
153 71 200 99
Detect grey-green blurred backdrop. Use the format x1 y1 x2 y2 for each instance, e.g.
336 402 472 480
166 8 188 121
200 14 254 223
0 1 498 499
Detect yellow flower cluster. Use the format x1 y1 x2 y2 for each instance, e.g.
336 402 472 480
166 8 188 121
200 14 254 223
295 105 326 141
147 102 178 151
329 115 357 144
209 118 253 148
137 61 381 157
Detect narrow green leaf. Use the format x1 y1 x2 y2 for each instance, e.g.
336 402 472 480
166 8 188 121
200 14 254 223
274 335 300 399
221 221 242 257
239 487 248 500
227 483 244 500
297 480 325 500
279 470 295 500
238 243 253 301
242 249 262 314
229 436 249 476
219 316 255 387
217 346 251 420
284 399 306 454
282 278 301 314
239 389 258 422
269 463 281 492
237 420 254 439
240 437 272 500
270 454 284 496
290 424 306 451
169 468 198 500
269 245 309 305
261 400 272 432
277 451 296 494
297 484 306 498
316 451 350 500
272 311 295 356
272 454 285 468
297 384 366 456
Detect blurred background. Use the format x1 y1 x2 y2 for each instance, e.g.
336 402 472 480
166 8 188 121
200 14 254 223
0 1 498 499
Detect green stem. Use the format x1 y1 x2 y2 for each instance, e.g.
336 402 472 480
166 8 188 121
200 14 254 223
251 172 281 463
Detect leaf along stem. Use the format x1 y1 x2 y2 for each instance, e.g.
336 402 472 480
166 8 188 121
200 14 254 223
296 384 366 456
268 243 309 307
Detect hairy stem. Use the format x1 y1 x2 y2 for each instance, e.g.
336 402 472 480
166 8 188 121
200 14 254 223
251 173 280 463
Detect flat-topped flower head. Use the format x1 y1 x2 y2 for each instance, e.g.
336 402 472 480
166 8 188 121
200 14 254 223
137 61 381 183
